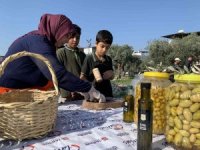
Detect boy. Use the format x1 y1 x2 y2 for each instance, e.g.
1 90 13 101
80 30 114 98
57 24 85 101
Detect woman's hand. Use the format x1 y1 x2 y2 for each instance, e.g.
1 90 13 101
79 86 106 103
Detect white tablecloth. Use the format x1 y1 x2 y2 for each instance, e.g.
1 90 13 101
0 100 175 150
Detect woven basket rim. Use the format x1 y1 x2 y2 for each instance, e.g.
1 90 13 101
0 51 59 140
0 51 59 95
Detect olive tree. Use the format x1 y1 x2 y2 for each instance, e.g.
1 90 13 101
147 34 200 67
108 44 142 78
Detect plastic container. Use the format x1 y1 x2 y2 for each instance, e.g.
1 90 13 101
134 72 171 134
165 74 200 150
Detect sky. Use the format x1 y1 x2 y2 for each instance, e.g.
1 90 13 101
0 0 200 55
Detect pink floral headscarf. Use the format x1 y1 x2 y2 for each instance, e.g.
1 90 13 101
36 14 73 44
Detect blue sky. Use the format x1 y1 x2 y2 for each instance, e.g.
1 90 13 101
0 0 199 55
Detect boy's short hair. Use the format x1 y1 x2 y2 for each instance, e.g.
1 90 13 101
72 24 81 35
96 30 113 45
67 24 81 39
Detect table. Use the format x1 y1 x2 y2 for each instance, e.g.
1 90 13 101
0 100 175 150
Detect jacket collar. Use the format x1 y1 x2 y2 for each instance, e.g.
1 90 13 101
92 50 106 63
64 43 79 52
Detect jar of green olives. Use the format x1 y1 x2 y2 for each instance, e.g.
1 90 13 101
165 74 200 150
134 72 171 134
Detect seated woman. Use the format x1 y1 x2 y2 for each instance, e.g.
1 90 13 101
0 14 105 102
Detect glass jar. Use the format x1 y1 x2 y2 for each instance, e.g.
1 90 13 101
134 72 171 134
165 74 200 150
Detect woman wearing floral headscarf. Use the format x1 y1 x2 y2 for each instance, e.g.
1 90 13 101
0 14 105 102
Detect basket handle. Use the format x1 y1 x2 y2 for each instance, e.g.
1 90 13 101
0 51 59 95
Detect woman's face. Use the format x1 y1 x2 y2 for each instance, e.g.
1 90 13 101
55 36 69 48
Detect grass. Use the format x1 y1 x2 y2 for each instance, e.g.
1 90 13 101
111 77 133 86
111 77 133 98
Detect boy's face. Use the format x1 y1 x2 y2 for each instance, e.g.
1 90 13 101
95 42 111 57
67 35 80 49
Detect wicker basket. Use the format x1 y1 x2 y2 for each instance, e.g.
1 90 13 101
0 51 59 140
